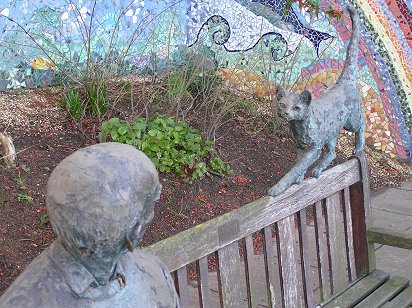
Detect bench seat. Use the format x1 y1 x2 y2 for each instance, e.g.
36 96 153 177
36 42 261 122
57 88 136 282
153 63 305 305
323 269 411 307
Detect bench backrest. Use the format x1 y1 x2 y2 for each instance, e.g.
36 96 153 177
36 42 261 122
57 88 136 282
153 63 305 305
146 155 374 307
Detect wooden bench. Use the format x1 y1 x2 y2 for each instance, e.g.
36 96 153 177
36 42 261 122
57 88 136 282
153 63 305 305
145 155 412 307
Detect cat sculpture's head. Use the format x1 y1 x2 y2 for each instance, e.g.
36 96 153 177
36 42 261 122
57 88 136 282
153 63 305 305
276 85 311 121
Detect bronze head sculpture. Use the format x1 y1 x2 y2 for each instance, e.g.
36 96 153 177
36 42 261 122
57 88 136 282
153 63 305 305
0 143 180 307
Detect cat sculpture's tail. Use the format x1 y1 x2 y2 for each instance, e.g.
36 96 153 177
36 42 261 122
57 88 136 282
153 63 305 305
337 5 360 84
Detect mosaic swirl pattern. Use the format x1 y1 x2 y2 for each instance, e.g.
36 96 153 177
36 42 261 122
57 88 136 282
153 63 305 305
188 0 412 160
0 0 411 160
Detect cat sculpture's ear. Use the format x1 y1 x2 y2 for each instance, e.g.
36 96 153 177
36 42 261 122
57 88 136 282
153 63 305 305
300 89 312 105
276 85 286 101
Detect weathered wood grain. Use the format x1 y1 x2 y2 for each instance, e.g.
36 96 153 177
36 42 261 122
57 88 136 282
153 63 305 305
244 235 258 307
263 226 282 307
343 187 356 281
356 276 409 307
314 201 332 301
177 266 190 308
350 180 370 277
357 153 376 272
381 285 412 307
326 192 348 293
357 153 371 225
146 159 360 272
350 156 379 278
297 208 314 307
197 256 212 308
142 156 412 308
217 241 245 307
367 227 412 250
323 269 389 307
278 215 305 307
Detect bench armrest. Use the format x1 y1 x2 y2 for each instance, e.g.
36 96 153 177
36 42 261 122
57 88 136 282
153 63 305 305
367 227 412 250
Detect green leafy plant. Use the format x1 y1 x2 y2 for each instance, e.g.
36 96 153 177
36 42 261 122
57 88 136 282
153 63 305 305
233 97 258 115
100 115 232 180
119 80 132 100
85 81 109 118
210 157 233 175
14 175 26 188
17 193 33 203
20 164 30 173
61 82 109 120
164 70 193 99
187 71 222 100
192 162 208 180
39 213 49 227
61 88 83 120
164 67 222 103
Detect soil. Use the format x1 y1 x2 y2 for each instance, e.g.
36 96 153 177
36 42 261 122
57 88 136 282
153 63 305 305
0 84 411 295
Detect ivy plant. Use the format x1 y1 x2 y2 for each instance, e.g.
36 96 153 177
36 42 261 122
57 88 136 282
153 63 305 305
99 115 232 180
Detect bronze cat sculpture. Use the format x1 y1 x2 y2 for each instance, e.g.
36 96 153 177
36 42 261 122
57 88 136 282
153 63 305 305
268 5 365 197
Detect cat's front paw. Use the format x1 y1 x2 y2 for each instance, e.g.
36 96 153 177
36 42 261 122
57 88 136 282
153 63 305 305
295 174 304 184
312 167 322 178
268 184 286 197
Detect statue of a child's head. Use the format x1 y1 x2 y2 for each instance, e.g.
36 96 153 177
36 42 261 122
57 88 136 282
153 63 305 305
46 143 161 261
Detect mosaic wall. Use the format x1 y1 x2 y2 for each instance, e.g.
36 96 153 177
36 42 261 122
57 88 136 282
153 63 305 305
0 0 411 160
0 0 189 88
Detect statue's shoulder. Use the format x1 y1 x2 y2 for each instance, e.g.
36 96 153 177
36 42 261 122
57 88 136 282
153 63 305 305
128 249 168 270
122 250 180 307
123 249 174 287
0 244 65 307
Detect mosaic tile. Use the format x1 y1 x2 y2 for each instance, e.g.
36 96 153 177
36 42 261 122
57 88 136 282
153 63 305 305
359 0 412 97
352 2 411 155
0 0 410 159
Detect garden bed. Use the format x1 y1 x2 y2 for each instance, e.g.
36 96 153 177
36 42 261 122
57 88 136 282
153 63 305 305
0 84 411 295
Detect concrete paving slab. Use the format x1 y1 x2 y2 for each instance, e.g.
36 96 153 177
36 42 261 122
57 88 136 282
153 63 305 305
371 188 412 216
372 208 412 232
371 183 412 284
401 182 412 191
375 245 412 282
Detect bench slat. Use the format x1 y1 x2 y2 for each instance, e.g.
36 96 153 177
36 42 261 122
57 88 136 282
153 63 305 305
323 269 389 307
244 235 258 307
177 266 190 307
356 276 409 307
146 159 360 272
343 187 356 281
367 227 412 250
298 208 314 307
326 191 348 293
278 215 305 307
217 241 245 307
197 256 212 308
381 285 412 308
263 225 282 307
349 181 371 277
315 201 332 301
349 154 376 277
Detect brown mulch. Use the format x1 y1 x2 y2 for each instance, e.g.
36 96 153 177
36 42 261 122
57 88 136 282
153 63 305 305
0 86 411 295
